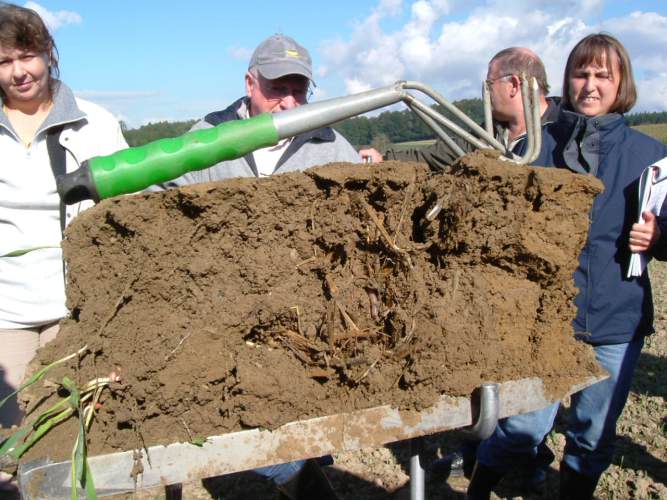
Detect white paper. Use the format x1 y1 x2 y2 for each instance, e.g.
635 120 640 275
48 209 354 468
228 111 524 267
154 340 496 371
627 157 667 278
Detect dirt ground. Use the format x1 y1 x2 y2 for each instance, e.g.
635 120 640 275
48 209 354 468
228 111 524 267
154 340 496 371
9 152 616 496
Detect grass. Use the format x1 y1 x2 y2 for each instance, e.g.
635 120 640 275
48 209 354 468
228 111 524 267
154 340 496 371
389 139 436 151
634 123 667 145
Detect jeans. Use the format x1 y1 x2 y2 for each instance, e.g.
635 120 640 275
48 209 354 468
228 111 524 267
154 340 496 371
477 338 643 477
254 460 306 485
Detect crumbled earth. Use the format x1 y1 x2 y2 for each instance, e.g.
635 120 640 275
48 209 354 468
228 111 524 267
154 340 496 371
18 152 603 474
138 214 667 500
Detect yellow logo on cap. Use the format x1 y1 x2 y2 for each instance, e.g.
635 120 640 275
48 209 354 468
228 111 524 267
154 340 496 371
285 49 300 59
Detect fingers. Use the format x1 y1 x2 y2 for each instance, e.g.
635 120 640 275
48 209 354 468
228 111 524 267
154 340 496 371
629 228 651 252
643 211 656 223
629 212 661 252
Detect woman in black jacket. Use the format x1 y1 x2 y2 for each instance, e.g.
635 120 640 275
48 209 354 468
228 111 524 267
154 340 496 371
468 33 667 500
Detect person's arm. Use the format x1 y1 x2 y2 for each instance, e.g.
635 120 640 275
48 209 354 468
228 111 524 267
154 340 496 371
384 138 468 170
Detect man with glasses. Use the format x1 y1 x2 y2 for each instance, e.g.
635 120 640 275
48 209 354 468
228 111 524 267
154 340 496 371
383 47 560 170
151 33 349 500
484 47 558 152
160 33 361 187
410 47 560 494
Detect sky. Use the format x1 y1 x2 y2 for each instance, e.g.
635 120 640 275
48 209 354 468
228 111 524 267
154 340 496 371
24 0 667 128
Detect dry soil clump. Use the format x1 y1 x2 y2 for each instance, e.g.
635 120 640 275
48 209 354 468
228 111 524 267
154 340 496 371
22 152 602 461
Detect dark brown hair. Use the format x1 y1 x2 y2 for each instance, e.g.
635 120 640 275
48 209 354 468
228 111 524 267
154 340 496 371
562 33 636 114
490 47 550 95
0 2 59 100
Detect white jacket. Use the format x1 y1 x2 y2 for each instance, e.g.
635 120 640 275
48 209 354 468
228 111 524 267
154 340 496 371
0 82 128 328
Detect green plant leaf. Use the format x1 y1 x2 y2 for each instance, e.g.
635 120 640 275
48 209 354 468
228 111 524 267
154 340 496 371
9 407 73 459
74 418 86 486
0 427 29 456
83 459 98 499
0 346 88 411
70 417 87 500
71 433 79 500
1 245 59 257
190 436 208 447
32 397 70 429
62 376 80 410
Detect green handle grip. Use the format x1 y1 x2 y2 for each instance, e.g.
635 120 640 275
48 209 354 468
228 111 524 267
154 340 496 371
88 113 278 199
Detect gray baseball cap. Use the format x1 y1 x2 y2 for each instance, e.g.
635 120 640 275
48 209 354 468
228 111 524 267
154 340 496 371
248 34 313 82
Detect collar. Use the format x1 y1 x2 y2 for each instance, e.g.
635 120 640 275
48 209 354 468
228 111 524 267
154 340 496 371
236 98 250 120
556 108 623 138
0 81 87 139
541 96 561 125
554 108 624 175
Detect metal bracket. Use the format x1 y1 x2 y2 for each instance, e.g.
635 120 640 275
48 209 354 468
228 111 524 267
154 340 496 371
462 382 500 440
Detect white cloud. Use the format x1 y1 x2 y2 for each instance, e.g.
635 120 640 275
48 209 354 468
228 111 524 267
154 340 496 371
311 86 329 100
319 0 667 111
345 78 373 94
23 1 82 31
228 46 253 61
600 12 667 75
377 0 404 17
636 73 667 113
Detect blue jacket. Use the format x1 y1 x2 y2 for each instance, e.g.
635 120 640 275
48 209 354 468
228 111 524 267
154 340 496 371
534 109 667 345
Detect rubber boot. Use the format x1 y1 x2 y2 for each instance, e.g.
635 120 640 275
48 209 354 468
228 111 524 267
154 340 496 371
466 462 503 500
559 461 600 500
277 458 338 500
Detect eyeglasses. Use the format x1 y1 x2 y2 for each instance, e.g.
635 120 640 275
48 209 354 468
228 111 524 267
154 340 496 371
485 74 514 87
253 75 313 103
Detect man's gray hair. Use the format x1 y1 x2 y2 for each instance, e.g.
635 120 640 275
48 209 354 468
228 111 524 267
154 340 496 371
490 47 550 95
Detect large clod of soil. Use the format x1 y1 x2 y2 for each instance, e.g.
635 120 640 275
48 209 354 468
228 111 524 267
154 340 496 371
21 152 604 461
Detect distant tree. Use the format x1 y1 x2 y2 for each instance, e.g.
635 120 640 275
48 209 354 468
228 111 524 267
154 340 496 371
625 111 667 126
333 98 488 147
370 132 392 153
334 116 373 146
120 101 667 151
123 120 197 147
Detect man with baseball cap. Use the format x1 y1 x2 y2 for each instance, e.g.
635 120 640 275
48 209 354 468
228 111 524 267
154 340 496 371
159 33 361 188
152 34 348 500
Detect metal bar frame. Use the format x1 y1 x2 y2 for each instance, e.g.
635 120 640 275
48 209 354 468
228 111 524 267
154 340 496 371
18 376 605 498
272 78 541 166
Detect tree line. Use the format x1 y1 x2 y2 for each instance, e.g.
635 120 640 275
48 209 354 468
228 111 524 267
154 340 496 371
122 102 667 148
122 120 196 147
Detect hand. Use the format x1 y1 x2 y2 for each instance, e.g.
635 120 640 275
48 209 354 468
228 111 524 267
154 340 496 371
359 148 383 164
629 211 662 253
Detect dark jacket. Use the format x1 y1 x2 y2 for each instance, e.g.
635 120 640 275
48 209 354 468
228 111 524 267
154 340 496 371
385 96 561 169
534 108 667 345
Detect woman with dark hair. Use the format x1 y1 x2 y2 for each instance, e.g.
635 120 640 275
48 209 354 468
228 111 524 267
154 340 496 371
467 33 667 500
0 1 127 471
